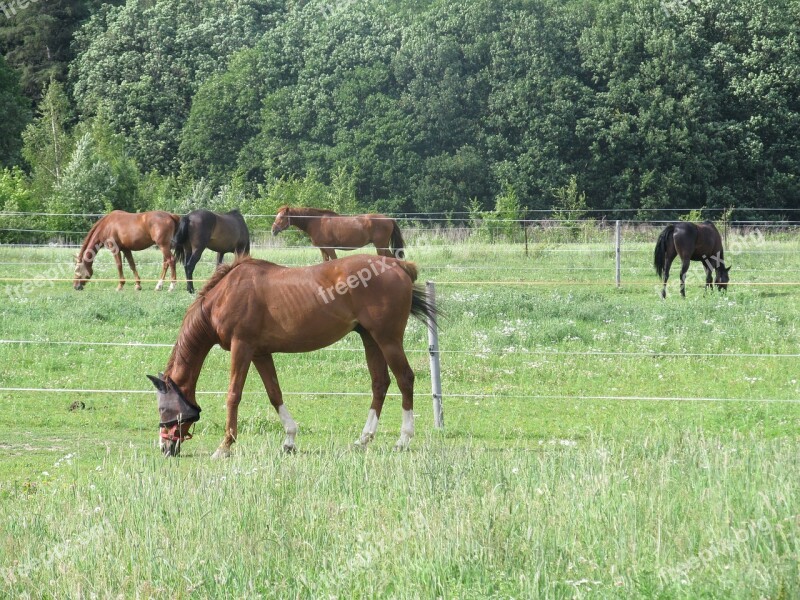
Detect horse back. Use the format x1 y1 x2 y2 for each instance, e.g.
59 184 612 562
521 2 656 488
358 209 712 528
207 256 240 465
204 256 414 353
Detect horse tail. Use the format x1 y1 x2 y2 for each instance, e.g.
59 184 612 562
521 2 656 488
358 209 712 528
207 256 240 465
411 284 441 331
171 215 191 265
396 260 418 283
654 224 674 279
390 220 406 259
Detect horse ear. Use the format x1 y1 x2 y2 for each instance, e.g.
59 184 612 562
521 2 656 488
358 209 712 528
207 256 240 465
147 374 168 393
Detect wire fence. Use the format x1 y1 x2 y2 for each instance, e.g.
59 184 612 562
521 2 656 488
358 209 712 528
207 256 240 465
1 213 799 410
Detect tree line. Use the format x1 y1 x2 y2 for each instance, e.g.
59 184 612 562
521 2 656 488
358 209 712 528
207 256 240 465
1 0 799 241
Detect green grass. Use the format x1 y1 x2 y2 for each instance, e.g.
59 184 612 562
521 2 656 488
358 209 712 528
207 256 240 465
0 237 798 598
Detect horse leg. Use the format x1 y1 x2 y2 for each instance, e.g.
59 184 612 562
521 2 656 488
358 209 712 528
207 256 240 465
158 245 176 292
661 255 674 299
252 354 298 453
375 340 415 451
155 246 170 291
703 261 713 291
122 249 142 291
212 341 254 459
679 258 691 297
216 252 225 265
113 251 125 291
354 329 391 448
321 248 337 261
184 248 204 293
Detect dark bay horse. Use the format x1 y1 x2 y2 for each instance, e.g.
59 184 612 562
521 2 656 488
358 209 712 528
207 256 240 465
654 221 730 298
271 206 405 261
74 210 179 291
148 254 436 457
171 209 250 293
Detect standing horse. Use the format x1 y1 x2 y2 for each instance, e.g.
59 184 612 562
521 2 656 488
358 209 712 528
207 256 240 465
271 206 405 261
171 209 250 293
74 210 179 291
148 254 436 457
654 221 730 298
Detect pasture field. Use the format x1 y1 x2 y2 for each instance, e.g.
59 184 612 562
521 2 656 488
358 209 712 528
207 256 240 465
1 232 799 598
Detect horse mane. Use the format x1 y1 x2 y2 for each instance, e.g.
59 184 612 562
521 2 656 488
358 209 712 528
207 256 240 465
76 215 107 261
197 255 254 297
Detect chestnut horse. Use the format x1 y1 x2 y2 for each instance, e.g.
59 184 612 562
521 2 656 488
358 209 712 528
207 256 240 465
171 209 250 293
74 210 179 291
148 254 436 457
271 206 405 261
654 221 730 298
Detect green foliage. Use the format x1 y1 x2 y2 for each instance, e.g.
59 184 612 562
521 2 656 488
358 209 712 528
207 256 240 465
21 80 73 198
71 0 286 173
0 0 92 100
0 55 31 168
0 167 45 243
4 0 800 218
679 208 705 223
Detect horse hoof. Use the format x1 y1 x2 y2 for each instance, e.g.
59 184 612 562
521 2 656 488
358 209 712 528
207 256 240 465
353 440 368 451
393 440 411 452
162 439 180 457
168 283 175 292
283 444 297 454
116 286 124 292
135 285 142 291
155 282 163 291
211 448 231 460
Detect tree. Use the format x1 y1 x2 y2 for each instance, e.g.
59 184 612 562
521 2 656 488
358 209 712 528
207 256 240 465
71 0 286 173
21 79 73 197
0 54 31 167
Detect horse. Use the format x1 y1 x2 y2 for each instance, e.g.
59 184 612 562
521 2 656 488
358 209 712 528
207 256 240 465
147 254 437 458
171 209 250 293
74 210 180 291
271 206 406 261
654 221 731 298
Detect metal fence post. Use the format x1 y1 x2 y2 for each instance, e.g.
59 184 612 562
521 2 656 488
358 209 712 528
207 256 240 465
426 281 444 429
615 220 621 288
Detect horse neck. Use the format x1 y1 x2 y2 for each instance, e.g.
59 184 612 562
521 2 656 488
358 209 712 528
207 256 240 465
288 210 315 232
164 301 217 405
78 221 109 265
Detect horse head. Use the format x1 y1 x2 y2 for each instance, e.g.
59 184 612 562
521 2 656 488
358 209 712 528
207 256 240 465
271 206 291 235
147 373 201 457
715 265 731 291
73 256 93 290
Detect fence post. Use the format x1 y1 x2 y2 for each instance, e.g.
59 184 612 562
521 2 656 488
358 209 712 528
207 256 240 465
615 220 621 288
426 281 444 429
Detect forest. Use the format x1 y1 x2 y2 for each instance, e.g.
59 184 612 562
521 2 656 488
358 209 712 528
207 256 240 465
1 0 799 239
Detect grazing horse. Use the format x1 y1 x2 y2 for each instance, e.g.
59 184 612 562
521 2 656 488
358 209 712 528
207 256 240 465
654 221 730 298
148 254 436 457
271 206 406 261
74 210 179 291
171 209 250 293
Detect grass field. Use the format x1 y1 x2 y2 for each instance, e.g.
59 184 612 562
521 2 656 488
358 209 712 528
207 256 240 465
0 230 799 598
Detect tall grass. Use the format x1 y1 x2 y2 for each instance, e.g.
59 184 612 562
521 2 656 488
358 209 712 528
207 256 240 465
0 238 798 597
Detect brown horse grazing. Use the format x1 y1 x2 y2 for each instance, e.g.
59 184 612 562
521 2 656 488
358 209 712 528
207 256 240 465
171 209 250 293
74 210 180 291
654 221 731 298
148 254 436 457
271 206 405 261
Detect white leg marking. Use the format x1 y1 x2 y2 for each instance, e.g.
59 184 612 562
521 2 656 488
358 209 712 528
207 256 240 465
155 279 164 291
355 408 379 447
168 281 175 292
278 404 298 451
394 409 414 451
